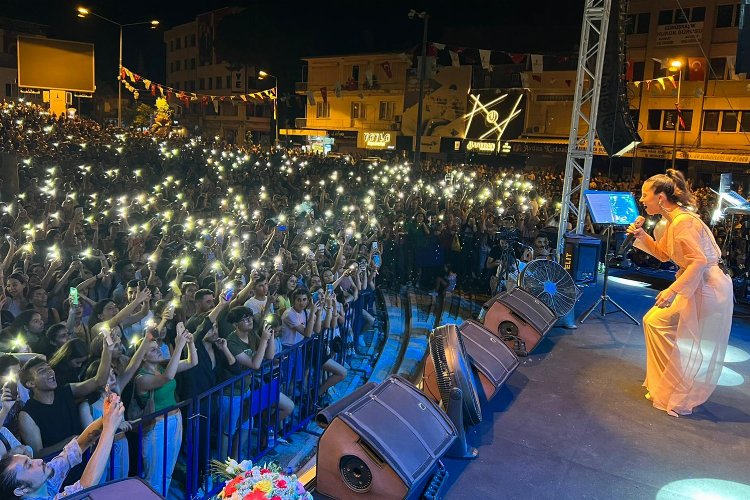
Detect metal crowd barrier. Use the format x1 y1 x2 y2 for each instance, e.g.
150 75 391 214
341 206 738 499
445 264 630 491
47 296 370 499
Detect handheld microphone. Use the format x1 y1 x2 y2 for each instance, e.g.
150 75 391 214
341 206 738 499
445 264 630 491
619 216 645 254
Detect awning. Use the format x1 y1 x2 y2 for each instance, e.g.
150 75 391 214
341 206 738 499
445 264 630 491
508 137 750 163
279 128 328 137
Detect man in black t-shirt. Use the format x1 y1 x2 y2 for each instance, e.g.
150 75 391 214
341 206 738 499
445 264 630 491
17 347 112 484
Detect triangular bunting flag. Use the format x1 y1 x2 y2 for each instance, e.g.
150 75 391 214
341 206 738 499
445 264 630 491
479 49 492 70
449 50 460 67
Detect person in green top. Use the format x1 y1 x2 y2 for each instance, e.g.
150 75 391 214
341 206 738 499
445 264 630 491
134 323 197 496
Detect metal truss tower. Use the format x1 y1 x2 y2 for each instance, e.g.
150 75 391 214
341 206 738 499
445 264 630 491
556 0 613 257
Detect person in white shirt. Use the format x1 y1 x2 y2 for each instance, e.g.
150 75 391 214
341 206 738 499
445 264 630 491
0 393 125 499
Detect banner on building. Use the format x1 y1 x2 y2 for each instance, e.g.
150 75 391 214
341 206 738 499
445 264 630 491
402 64 471 138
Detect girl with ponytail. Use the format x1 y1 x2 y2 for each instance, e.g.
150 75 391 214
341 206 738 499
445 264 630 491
625 170 732 417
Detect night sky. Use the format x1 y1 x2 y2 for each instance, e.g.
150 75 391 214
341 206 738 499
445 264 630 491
4 0 583 94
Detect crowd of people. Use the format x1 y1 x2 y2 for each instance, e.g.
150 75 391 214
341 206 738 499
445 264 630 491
0 99 745 496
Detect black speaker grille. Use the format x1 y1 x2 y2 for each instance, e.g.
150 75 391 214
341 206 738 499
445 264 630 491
339 455 373 492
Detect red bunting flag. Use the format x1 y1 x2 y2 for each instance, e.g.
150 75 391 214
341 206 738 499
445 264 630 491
381 61 392 79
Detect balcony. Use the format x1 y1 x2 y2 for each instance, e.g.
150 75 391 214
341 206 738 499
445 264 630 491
295 118 307 128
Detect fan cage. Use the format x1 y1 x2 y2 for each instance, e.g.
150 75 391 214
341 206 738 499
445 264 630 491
429 325 482 426
520 259 579 317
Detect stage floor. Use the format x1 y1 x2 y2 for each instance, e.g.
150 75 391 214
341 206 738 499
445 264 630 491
442 271 750 499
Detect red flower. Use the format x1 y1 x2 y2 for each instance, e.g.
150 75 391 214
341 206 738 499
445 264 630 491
243 491 268 500
271 496 282 500
260 468 271 474
224 476 243 496
275 479 287 489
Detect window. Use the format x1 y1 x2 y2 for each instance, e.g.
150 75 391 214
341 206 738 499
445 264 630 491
226 76 231 88
184 59 188 71
190 34 196 47
740 111 750 132
176 38 181 50
716 4 736 28
722 111 739 131
635 12 650 34
190 81 195 91
190 58 196 70
170 62 174 72
175 60 180 71
184 81 188 91
658 9 674 25
351 102 365 119
379 101 395 121
5 83 12 97
709 58 727 80
649 109 693 130
216 77 222 89
648 110 662 129
316 102 330 118
663 109 693 131
208 78 213 90
659 7 706 25
633 61 645 81
703 111 720 131
170 40 173 52
352 65 360 82
184 36 188 48
199 78 205 90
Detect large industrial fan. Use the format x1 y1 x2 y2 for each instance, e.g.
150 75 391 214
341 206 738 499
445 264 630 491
518 258 580 317
421 324 482 458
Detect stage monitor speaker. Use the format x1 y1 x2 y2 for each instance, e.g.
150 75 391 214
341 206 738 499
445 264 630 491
562 233 601 283
316 375 455 500
482 288 557 355
458 319 519 401
65 478 163 499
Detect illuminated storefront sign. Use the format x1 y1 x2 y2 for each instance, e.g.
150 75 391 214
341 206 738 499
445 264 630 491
359 131 396 149
466 140 497 153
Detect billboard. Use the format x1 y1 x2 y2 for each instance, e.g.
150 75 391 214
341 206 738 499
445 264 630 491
17 36 95 92
402 62 471 139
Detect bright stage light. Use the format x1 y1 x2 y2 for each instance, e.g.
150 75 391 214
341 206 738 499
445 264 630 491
723 345 750 364
608 276 649 288
716 366 744 387
657 478 750 499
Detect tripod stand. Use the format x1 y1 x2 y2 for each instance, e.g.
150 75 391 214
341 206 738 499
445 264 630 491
579 224 640 325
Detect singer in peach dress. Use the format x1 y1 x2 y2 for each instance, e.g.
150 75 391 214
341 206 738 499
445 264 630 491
630 172 733 417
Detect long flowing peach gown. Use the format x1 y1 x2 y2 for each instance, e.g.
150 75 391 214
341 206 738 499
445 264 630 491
634 210 733 416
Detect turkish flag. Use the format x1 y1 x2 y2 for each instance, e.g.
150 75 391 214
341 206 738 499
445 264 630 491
381 61 392 79
688 57 706 82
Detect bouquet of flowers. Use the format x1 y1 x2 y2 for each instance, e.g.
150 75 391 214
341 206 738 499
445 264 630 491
211 459 313 500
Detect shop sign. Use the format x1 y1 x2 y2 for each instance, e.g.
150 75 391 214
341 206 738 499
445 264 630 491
359 131 396 149
655 22 703 47
466 140 497 154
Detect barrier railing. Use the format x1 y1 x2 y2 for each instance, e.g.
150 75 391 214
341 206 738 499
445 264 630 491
44 295 371 499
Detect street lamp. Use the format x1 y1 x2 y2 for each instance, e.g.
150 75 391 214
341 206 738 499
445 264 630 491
258 70 279 147
668 59 683 170
408 9 429 171
77 7 159 128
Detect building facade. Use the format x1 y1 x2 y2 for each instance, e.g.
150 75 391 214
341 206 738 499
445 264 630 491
290 53 411 154
164 7 272 145
517 1 750 186
0 17 46 100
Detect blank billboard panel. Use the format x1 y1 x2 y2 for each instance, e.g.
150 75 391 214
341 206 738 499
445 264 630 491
17 36 95 93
